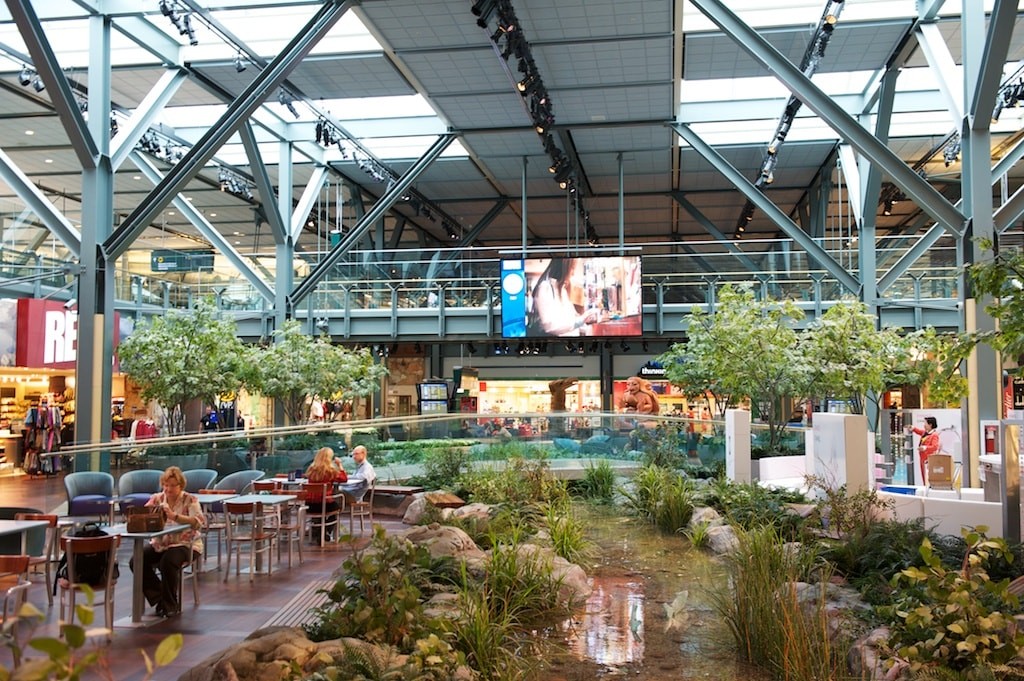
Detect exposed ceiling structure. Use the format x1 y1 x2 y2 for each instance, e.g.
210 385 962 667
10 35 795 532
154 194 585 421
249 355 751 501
0 0 1021 298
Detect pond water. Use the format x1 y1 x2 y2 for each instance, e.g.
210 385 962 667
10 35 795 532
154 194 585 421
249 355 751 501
543 506 770 680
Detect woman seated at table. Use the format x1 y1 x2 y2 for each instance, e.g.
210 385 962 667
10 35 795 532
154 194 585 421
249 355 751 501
129 465 205 618
304 446 348 512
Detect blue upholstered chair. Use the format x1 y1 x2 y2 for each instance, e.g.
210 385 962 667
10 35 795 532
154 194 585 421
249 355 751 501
63 471 115 518
183 468 218 493
214 470 264 495
116 469 163 510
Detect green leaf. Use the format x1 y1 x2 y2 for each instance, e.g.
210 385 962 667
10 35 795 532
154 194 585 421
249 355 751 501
27 636 69 659
62 622 87 648
154 633 184 666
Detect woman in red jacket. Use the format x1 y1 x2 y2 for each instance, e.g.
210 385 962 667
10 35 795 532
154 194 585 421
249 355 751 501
909 416 940 485
304 446 348 512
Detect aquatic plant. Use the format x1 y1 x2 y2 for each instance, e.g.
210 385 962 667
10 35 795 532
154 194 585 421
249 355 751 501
574 458 616 502
545 500 595 566
619 464 695 534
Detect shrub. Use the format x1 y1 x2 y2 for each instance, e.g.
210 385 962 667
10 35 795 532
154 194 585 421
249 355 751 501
544 500 595 566
805 475 894 539
635 423 688 469
882 526 1024 677
573 458 616 502
458 457 566 506
421 446 472 488
695 477 809 540
619 464 695 533
304 528 455 649
709 525 847 680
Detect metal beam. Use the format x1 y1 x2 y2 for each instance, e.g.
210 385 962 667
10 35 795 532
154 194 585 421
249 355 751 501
239 122 287 241
426 198 508 282
691 0 966 239
915 22 963 125
0 145 81 254
111 15 182 66
103 0 353 260
967 0 1017 130
670 191 759 273
111 69 187 171
7 0 98 167
129 150 274 303
672 122 860 294
878 223 948 293
995 180 1024 233
291 133 457 307
290 166 328 242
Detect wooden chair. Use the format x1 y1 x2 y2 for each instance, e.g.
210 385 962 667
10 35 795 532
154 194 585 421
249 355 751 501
57 534 120 635
197 488 236 571
14 512 59 606
252 479 281 493
346 479 376 536
223 501 278 582
302 483 341 547
0 555 30 624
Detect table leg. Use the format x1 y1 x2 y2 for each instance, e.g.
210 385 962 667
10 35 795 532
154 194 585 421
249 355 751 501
131 537 145 623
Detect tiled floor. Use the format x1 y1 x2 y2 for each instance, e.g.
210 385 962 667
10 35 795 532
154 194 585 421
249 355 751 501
0 471 400 680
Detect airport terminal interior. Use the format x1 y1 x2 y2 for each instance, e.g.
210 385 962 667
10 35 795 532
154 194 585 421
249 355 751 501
2 0 1024 679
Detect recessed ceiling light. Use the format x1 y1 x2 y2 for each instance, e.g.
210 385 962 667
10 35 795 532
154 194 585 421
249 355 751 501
234 241 241 245
44 158 52 163
24 130 33 135
132 175 141 180
209 213 217 217
232 231 241 236
185 196 193 202
168 211 175 216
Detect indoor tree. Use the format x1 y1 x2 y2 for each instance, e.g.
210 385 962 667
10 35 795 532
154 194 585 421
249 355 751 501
116 300 248 434
659 283 811 454
968 237 1024 361
247 320 388 425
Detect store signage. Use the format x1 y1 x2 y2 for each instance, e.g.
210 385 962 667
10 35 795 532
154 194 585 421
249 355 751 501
638 361 666 378
1013 376 1024 410
14 298 121 370
16 299 78 369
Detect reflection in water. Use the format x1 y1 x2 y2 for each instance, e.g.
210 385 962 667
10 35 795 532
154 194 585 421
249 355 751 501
565 575 645 667
546 507 771 681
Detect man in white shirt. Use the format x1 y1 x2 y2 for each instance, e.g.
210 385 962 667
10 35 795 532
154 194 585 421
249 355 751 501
345 445 376 501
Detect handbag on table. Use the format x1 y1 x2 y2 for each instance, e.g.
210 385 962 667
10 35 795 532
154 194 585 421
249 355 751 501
126 506 166 532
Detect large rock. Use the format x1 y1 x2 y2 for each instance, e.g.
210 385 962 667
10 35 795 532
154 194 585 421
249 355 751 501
507 543 592 605
402 496 428 524
395 523 487 567
689 506 724 528
179 627 474 681
847 626 903 681
706 524 738 554
446 502 492 524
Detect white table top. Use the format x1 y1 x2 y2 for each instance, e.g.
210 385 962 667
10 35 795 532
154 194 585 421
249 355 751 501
105 522 190 539
228 493 297 506
0 519 49 536
193 492 240 505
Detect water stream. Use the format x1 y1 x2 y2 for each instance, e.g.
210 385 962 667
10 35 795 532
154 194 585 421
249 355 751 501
544 506 770 680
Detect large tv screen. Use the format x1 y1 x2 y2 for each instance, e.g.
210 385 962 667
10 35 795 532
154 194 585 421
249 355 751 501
500 255 642 338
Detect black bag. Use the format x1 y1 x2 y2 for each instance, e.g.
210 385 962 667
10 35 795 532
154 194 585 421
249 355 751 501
53 522 120 596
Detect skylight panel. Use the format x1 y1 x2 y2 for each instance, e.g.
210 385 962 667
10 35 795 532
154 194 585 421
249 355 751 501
360 136 468 161
206 7 380 56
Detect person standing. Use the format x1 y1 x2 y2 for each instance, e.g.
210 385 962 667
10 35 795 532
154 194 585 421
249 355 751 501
909 416 940 485
129 466 205 618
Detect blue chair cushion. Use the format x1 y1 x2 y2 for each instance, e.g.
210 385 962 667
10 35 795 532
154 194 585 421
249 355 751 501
68 495 113 517
120 493 152 509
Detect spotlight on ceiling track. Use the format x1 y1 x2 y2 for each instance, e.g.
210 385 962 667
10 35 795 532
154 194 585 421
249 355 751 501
31 76 44 92
18 64 31 87
234 53 247 73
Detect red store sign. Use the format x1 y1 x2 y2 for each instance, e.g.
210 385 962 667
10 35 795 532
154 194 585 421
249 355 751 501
14 299 122 370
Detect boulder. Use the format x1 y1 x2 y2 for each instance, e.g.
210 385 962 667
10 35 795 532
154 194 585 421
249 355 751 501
688 506 724 528
706 524 738 554
447 502 492 524
847 626 900 681
402 496 428 524
509 543 592 605
395 523 486 567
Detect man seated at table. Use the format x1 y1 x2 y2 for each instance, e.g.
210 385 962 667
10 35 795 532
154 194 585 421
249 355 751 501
130 466 205 618
344 445 376 501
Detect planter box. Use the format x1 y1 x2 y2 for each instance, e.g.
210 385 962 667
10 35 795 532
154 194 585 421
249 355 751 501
752 454 806 482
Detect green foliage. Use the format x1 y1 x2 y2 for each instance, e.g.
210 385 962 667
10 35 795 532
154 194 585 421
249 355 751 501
619 465 695 533
883 527 1024 677
695 477 809 540
572 458 616 502
0 591 181 681
419 446 472 489
658 283 810 453
458 457 566 506
274 431 343 452
819 518 933 606
802 298 893 415
304 528 454 649
969 238 1024 361
544 500 595 566
709 525 846 680
805 475 894 539
249 321 388 425
117 300 247 434
683 521 711 549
